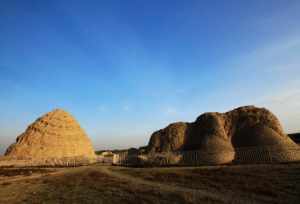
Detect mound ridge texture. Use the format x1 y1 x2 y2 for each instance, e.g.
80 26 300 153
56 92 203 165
146 106 300 164
5 109 96 161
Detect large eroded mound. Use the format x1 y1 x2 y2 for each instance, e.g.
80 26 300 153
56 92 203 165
146 106 300 164
5 109 96 161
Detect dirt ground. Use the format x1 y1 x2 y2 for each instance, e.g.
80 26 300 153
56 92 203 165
0 163 299 204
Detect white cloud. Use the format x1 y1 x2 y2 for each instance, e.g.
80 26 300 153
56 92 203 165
0 144 6 155
222 35 300 133
0 136 14 155
227 35 300 76
175 88 185 94
122 105 130 111
97 105 107 112
164 107 178 116
255 84 300 133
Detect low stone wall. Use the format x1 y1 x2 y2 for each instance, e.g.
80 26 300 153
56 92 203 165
115 145 300 167
234 146 300 164
0 156 96 167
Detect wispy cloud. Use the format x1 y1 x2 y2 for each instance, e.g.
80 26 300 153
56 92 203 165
255 82 300 133
97 105 107 112
215 35 300 133
225 35 300 76
122 105 130 112
164 107 178 116
265 90 300 106
174 88 185 94
0 136 14 155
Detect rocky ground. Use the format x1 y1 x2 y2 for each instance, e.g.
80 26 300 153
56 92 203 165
0 163 299 204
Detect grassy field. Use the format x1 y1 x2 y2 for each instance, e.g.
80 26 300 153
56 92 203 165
0 163 299 204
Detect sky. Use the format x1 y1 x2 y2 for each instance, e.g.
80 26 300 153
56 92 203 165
0 0 300 154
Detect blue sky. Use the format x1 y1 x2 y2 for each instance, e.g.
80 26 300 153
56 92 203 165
1 0 300 154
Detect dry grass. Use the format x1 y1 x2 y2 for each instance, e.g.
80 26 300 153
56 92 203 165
0 168 53 177
0 166 212 204
31 168 193 204
0 163 299 204
116 163 300 203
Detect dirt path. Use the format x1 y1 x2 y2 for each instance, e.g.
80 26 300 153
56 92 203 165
0 169 65 185
98 166 252 204
0 165 272 203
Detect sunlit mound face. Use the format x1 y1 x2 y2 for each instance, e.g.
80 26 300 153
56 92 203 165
5 109 95 160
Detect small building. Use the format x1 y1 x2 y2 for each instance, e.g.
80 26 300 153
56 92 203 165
100 151 114 157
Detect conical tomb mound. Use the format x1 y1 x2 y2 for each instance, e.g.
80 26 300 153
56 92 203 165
5 109 96 162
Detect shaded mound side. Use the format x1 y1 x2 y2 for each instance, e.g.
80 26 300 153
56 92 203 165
288 133 300 143
5 109 96 162
146 106 300 164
